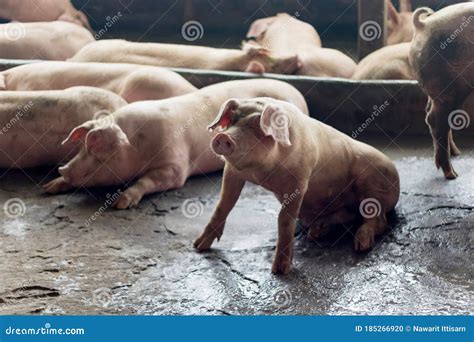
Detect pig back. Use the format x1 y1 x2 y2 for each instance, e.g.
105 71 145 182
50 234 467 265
410 3 474 101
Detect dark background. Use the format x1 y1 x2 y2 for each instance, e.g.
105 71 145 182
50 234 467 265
69 0 464 47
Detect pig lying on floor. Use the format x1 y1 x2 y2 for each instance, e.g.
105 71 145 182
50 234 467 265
352 43 414 80
246 13 356 78
0 0 93 32
70 39 301 75
0 87 126 168
410 2 474 179
194 98 400 274
0 21 94 60
43 79 308 209
0 62 197 102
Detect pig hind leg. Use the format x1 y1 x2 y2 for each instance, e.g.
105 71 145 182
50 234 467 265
354 214 388 251
115 166 187 209
426 99 458 179
307 207 357 241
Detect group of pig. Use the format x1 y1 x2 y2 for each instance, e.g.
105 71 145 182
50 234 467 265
0 1 472 274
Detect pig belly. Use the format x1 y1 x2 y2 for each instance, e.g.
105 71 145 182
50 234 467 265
298 182 358 226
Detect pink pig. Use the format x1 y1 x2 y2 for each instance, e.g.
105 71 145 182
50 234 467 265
0 0 93 32
352 42 414 80
194 98 399 274
70 39 301 75
0 87 126 168
43 79 308 209
409 2 474 179
1 61 197 102
0 22 94 60
246 13 356 78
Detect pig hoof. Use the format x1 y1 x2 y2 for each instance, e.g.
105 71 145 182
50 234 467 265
444 169 458 180
354 227 374 252
193 234 215 251
43 177 71 194
115 192 141 209
271 257 292 275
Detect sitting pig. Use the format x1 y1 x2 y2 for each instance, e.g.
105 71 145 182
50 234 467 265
352 43 414 80
70 39 301 75
43 79 308 209
0 0 93 32
0 21 94 60
1 61 197 102
409 3 474 179
0 87 126 168
194 98 399 274
246 13 356 78
386 0 414 45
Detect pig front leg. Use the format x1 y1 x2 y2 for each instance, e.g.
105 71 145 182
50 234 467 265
426 99 458 179
272 182 307 275
115 166 187 209
194 165 245 251
43 176 74 194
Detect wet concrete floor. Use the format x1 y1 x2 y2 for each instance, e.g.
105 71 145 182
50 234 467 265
0 137 472 315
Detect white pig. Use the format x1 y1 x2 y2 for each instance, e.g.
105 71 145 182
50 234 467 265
70 39 301 75
0 0 93 32
0 22 94 60
352 43 414 80
194 98 400 274
0 61 197 102
0 87 126 168
245 13 356 78
44 80 308 209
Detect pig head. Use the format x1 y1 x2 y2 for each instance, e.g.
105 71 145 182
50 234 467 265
44 115 135 193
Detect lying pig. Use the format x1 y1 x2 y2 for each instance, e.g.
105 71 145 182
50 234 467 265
352 43 414 80
0 87 126 168
409 3 474 179
0 0 93 32
245 13 356 78
1 61 197 102
194 98 400 274
70 39 301 75
43 79 308 209
387 0 414 45
0 22 94 60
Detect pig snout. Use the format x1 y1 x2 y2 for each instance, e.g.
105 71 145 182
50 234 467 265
211 133 235 156
58 165 71 183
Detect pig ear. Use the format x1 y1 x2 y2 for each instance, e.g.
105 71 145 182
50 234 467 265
208 98 239 131
85 126 130 154
259 105 292 146
246 17 275 39
61 123 93 145
387 0 400 24
245 61 266 74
